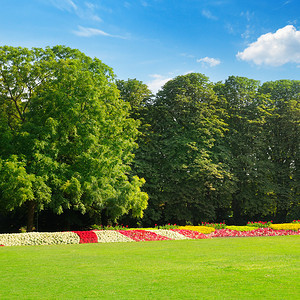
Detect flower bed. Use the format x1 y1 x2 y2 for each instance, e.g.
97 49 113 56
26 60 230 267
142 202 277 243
171 229 208 239
270 223 300 231
118 230 171 242
93 230 134 243
225 226 256 231
178 226 215 234
247 221 273 228
148 229 189 240
0 232 80 246
0 223 299 247
209 228 300 238
72 231 98 244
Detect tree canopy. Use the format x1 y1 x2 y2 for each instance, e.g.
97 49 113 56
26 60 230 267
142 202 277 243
0 45 148 231
133 73 230 224
0 45 299 231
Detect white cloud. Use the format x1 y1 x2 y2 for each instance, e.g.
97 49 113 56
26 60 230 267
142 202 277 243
50 0 77 12
73 26 126 38
82 2 102 22
146 74 173 94
50 0 101 22
196 57 221 67
202 9 218 20
237 25 300 66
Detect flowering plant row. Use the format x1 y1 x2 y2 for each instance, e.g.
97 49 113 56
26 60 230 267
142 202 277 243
118 230 171 242
247 221 273 228
0 229 209 247
0 224 299 247
178 226 215 234
171 229 208 239
269 223 300 231
225 226 257 231
208 228 300 238
0 232 80 247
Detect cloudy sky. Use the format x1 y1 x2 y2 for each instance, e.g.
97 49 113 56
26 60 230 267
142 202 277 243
1 0 300 93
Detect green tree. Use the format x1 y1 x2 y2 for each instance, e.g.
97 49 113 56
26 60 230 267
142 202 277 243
139 73 229 225
116 78 153 112
259 80 300 221
214 76 276 223
0 45 148 231
115 78 153 225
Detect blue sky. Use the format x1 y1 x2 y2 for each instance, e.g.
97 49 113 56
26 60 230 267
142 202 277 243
1 0 300 92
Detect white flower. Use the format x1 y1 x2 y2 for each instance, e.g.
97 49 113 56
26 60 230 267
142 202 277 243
93 230 134 243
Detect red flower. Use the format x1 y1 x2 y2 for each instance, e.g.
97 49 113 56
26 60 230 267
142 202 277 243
209 228 300 238
118 230 171 242
171 229 208 239
72 231 98 244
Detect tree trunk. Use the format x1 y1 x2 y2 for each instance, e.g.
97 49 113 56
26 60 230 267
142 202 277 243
27 201 36 232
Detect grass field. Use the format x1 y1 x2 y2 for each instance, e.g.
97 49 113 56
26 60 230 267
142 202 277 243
0 236 299 299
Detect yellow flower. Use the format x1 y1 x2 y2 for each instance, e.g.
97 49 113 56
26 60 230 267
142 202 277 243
270 223 300 231
178 226 215 233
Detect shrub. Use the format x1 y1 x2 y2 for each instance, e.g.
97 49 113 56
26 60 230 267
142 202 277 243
247 221 273 228
201 222 226 229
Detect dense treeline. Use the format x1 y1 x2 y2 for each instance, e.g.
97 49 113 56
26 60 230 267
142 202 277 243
0 46 299 232
118 74 299 226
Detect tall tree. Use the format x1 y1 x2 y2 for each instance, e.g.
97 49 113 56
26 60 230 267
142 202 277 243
214 76 275 223
116 78 153 111
139 73 229 225
115 78 153 225
259 80 300 221
0 45 148 231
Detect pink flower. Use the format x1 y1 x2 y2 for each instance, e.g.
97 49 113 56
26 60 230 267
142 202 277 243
171 229 208 239
118 230 171 242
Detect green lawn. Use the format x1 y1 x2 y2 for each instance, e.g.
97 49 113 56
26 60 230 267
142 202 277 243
0 236 299 299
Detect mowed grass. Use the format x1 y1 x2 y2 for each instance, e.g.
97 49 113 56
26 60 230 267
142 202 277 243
0 236 299 299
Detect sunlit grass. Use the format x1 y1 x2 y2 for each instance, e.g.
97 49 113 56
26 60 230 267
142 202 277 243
0 236 299 299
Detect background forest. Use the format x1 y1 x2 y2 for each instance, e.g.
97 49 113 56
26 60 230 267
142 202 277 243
0 46 299 232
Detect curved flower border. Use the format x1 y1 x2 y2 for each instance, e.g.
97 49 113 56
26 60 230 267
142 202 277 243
0 226 299 247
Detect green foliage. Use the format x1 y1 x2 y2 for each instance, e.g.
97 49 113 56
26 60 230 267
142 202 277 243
157 224 179 229
201 222 226 229
116 78 153 111
138 73 230 225
214 76 277 223
247 221 273 228
90 224 129 230
0 45 148 230
0 47 299 231
259 80 300 221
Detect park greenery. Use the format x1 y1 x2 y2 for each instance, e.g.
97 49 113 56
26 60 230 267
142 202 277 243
0 46 299 232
